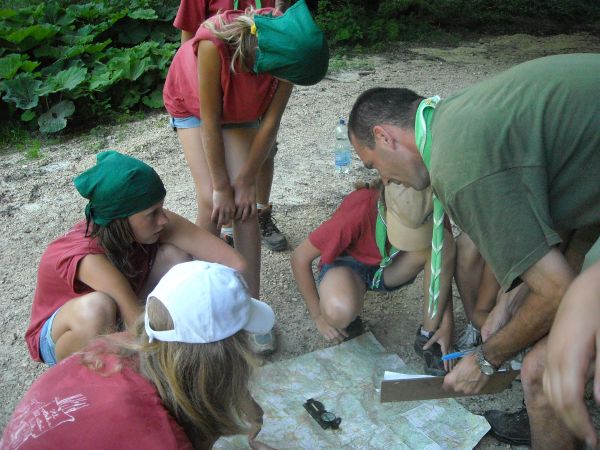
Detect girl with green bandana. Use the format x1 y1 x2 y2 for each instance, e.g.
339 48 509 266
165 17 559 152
25 151 245 366
291 180 456 376
163 0 328 317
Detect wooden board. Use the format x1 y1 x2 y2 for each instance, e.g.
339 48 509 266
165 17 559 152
380 370 520 402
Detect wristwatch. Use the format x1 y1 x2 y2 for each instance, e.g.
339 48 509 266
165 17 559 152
474 346 496 376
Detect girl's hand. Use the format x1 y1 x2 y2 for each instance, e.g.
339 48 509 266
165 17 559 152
315 315 347 343
232 176 257 222
423 324 455 372
211 186 236 228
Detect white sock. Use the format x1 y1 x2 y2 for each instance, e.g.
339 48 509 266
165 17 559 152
256 203 268 211
420 326 432 337
221 226 233 236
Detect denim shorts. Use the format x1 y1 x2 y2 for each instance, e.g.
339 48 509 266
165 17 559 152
39 309 59 366
170 116 260 131
318 255 413 292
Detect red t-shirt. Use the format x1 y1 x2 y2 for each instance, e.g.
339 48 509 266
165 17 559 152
25 220 157 362
174 0 276 34
309 188 382 268
163 9 279 122
0 346 191 450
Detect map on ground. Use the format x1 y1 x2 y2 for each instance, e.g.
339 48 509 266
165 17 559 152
216 332 490 449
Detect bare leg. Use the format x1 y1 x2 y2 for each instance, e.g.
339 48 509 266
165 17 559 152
522 337 582 450
51 292 118 362
318 266 366 329
256 152 274 206
177 127 218 235
138 244 193 299
454 232 484 322
223 127 261 297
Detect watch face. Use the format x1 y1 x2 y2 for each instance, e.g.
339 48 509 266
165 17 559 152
482 365 494 376
321 412 336 422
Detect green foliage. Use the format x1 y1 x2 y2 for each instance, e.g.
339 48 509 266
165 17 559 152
0 0 178 133
316 0 600 48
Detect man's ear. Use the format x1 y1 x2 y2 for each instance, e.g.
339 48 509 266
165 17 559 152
373 125 391 148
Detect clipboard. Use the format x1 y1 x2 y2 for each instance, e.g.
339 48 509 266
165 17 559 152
380 370 520 402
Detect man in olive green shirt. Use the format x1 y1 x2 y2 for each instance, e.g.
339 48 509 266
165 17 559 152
348 53 600 449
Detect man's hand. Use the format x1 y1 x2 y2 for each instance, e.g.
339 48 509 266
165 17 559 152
443 353 489 394
543 260 600 448
314 315 347 343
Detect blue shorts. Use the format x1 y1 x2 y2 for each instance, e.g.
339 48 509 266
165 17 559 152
170 116 260 131
39 309 59 366
318 255 414 292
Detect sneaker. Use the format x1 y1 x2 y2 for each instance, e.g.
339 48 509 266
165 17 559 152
455 322 482 353
484 407 531 446
413 326 446 376
247 329 277 357
258 205 287 251
344 316 365 341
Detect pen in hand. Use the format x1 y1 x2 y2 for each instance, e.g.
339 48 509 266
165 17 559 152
441 350 475 362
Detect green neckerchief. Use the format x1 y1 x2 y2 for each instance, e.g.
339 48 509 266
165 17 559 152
234 0 262 9
371 197 400 289
414 96 444 318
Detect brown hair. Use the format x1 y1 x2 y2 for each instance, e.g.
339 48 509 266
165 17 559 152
90 218 146 279
348 87 424 148
203 8 258 73
82 299 259 448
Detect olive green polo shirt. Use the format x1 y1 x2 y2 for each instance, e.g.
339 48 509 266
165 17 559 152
430 53 600 290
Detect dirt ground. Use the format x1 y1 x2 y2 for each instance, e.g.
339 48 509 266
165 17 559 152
1 33 599 448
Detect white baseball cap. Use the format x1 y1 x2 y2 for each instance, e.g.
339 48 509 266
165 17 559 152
145 261 275 343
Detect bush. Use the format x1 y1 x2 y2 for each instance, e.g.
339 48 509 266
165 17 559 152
0 0 179 133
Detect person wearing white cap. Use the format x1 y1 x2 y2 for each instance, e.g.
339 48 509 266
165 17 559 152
2 261 275 450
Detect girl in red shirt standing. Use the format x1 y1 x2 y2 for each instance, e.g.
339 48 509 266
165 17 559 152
163 0 328 352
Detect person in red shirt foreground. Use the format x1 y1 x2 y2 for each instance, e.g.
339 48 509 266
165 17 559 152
173 0 291 252
163 0 328 356
25 150 245 366
3 261 276 450
291 180 456 376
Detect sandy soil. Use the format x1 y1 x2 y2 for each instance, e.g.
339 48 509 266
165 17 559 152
2 32 599 447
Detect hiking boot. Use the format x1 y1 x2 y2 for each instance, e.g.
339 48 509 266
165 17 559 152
414 326 446 376
247 329 277 357
258 205 287 251
484 407 531 446
455 322 482 353
344 316 365 341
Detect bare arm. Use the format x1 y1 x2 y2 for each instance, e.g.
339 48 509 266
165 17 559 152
232 81 293 222
544 259 600 448
197 40 236 227
181 30 194 45
483 247 575 366
291 239 346 342
77 254 142 328
160 210 247 274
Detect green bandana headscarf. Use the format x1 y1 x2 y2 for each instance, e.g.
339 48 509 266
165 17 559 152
414 96 444 319
253 0 329 86
74 150 166 226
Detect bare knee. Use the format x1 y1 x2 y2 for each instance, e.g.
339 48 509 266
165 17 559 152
72 293 117 336
156 244 192 269
321 296 354 329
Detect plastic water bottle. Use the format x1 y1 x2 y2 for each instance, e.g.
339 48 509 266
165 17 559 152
334 118 351 174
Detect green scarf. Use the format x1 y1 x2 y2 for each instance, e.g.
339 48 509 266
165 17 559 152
414 96 444 318
371 196 400 289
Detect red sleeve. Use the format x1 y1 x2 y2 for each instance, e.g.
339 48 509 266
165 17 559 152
173 0 208 33
308 189 373 265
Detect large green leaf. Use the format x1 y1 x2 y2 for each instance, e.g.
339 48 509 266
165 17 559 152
1 73 41 109
45 66 88 94
142 88 163 108
3 24 60 45
0 53 22 80
128 8 158 20
0 9 18 19
119 89 140 109
129 57 153 81
38 100 75 133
